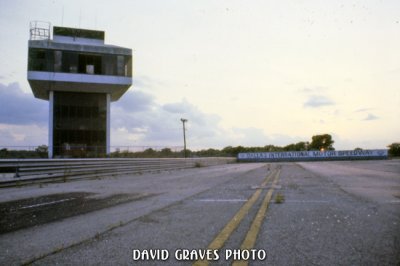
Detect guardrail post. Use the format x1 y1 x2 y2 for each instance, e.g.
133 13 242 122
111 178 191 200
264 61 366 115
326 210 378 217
15 166 20 178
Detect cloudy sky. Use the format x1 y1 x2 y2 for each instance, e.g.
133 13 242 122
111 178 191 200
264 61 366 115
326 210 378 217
0 0 399 150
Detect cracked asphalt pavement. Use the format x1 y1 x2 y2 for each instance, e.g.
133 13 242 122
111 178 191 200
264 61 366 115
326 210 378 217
0 160 399 265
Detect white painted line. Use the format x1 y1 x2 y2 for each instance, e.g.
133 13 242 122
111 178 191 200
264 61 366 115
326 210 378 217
386 200 400 204
195 199 248 203
285 200 330 203
251 185 282 189
19 198 76 210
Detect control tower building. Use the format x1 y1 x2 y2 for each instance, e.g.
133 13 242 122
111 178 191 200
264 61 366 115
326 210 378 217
27 22 132 158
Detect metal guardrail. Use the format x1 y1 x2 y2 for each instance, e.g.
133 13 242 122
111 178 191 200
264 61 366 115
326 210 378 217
0 158 236 188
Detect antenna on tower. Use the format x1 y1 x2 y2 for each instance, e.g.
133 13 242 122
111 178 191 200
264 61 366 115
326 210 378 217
78 8 82 28
61 6 64 26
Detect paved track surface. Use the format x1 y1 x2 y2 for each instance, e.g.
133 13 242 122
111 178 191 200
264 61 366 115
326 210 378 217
0 161 399 265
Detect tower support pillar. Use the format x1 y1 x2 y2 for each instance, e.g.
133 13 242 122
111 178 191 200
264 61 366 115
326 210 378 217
106 93 111 156
48 90 54 159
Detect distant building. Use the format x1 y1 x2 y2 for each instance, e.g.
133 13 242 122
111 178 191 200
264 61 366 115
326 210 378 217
27 22 132 158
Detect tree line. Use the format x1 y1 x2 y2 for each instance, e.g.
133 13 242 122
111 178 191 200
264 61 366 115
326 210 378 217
112 134 334 158
1 134 399 158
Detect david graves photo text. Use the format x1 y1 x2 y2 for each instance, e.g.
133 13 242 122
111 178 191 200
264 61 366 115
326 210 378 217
132 248 267 262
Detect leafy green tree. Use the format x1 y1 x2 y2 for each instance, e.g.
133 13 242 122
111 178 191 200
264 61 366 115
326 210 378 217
221 146 247 156
0 148 9 158
295 141 309 151
388 143 400 157
160 148 173 157
35 145 48 158
309 134 334 151
181 149 192 158
283 143 296 151
196 148 222 157
263 145 281 152
221 146 234 156
284 142 309 151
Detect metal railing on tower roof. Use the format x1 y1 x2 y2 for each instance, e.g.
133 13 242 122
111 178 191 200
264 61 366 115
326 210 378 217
29 21 51 40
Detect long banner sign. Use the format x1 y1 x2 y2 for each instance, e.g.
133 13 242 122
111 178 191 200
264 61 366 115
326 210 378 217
237 149 388 162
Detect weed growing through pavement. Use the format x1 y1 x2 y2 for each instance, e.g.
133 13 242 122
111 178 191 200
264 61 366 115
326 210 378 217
275 192 285 204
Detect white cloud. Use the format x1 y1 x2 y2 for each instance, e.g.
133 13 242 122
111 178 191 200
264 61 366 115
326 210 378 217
350 107 380 121
230 127 269 146
304 95 335 108
0 82 47 125
114 89 155 113
132 75 167 89
111 92 278 149
364 113 379 121
299 86 328 94
111 93 225 148
354 108 374 113
0 124 47 147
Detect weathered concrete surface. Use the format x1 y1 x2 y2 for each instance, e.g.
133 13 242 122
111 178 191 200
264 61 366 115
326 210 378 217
0 161 399 265
0 163 263 265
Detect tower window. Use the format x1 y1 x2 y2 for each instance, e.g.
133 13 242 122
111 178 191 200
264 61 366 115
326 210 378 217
28 49 47 71
78 54 102 74
54 51 62 72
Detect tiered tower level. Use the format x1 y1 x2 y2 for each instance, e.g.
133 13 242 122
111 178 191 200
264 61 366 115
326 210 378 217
27 22 132 158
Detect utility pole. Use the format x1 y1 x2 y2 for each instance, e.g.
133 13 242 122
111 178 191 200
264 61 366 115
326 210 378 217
180 118 188 158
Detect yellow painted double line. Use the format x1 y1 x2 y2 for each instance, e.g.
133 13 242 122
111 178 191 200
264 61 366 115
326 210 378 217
194 166 281 266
